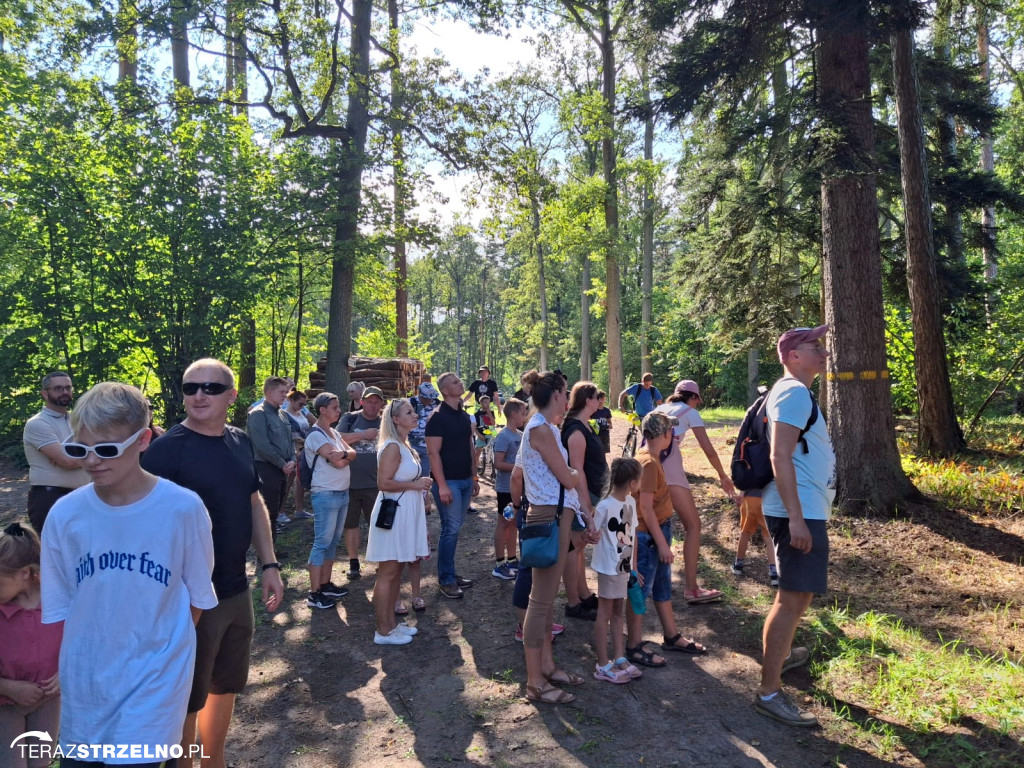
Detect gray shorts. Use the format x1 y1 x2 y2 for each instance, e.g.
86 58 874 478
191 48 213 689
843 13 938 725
345 487 377 529
189 589 255 712
765 516 829 595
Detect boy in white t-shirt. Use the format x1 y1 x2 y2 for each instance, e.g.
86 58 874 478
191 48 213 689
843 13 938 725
40 382 217 766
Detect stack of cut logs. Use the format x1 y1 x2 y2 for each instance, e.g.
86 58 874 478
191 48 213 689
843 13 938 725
306 356 426 400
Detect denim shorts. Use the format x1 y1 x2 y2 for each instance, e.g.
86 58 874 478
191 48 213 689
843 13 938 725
635 521 673 603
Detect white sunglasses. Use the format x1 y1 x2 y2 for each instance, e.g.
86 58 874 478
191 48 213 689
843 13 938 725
62 427 147 460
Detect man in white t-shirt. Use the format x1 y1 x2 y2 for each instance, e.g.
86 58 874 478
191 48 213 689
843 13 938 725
755 325 835 728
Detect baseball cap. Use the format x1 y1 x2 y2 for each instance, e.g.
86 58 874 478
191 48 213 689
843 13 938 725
777 325 829 364
674 379 700 398
478 365 489 372
418 382 439 400
642 411 678 440
361 386 385 401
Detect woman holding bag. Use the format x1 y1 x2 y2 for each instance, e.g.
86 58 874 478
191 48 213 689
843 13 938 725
520 371 597 704
367 399 433 646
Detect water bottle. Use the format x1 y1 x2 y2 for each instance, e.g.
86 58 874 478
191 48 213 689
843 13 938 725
502 504 515 520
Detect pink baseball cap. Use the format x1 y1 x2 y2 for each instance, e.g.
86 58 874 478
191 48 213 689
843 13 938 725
777 325 829 364
674 380 701 397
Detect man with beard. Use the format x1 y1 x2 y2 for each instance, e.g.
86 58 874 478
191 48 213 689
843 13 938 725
23 370 89 531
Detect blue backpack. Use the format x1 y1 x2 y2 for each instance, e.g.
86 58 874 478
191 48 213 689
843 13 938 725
730 384 818 491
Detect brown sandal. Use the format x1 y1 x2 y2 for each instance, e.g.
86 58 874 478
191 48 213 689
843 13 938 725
525 683 576 704
544 669 585 686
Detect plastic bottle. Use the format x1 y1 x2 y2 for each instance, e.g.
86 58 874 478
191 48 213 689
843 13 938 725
502 504 515 520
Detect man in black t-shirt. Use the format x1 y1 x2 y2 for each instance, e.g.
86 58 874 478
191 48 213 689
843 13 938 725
427 372 479 599
464 365 501 407
142 357 283 768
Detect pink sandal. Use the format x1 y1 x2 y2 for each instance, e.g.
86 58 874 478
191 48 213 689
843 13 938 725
683 588 723 605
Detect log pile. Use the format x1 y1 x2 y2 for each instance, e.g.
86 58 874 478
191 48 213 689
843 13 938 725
347 356 426 398
305 356 426 400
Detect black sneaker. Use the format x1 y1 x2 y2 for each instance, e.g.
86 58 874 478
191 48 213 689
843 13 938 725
580 593 599 611
565 602 597 621
321 581 350 599
347 567 361 581
307 591 337 610
455 575 474 588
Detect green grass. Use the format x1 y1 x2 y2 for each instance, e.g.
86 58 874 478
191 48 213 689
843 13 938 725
810 608 1024 766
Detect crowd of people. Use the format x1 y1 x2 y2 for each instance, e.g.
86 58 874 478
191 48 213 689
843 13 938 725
2 325 836 766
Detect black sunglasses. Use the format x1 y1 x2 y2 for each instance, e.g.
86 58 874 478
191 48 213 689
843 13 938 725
182 382 230 396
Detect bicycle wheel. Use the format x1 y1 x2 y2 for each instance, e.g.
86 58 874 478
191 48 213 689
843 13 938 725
622 428 638 458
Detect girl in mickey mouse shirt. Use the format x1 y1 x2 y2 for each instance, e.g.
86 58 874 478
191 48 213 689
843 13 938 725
591 458 644 685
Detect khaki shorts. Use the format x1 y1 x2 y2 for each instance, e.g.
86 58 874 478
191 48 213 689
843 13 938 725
597 571 628 600
189 589 255 712
739 495 767 535
345 487 377 529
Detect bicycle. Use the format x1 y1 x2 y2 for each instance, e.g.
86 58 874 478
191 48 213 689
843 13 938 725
477 425 499 482
621 412 641 458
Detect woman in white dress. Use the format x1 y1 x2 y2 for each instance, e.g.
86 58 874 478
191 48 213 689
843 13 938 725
367 399 433 645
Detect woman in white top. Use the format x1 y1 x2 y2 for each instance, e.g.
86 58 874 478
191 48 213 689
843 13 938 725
519 371 597 704
304 393 356 609
654 379 737 604
367 399 433 646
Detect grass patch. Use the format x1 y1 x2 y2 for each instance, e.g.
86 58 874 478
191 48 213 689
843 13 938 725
813 608 1024 766
901 455 1024 516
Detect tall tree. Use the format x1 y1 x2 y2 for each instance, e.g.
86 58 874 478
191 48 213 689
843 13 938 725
814 0 915 509
558 0 630 394
890 4 965 455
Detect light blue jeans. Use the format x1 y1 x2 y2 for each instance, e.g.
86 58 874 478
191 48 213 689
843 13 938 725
309 490 349 566
433 476 473 585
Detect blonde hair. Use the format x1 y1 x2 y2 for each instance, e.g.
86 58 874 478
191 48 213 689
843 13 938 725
71 382 149 435
0 522 41 577
378 399 413 453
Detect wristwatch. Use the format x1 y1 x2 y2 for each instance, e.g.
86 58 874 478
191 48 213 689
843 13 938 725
261 562 281 572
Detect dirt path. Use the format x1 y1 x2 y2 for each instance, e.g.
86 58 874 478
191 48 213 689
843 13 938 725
3 414 1020 768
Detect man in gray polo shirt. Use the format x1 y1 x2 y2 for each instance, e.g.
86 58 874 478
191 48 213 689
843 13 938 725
23 370 89 531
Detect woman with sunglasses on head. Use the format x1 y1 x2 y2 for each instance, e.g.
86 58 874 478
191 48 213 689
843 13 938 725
366 399 433 645
0 522 62 768
284 389 316 519
653 380 738 606
520 371 595 704
303 393 357 610
560 381 605 621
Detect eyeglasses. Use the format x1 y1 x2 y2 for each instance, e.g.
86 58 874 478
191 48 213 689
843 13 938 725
46 385 73 393
182 381 230 396
62 427 147 460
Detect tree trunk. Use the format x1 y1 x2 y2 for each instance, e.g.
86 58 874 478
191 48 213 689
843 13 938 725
533 196 549 371
171 0 190 89
814 0 916 513
324 0 372 395
640 54 654 374
933 0 964 268
389 0 408 356
600 0 624 397
580 255 591 380
891 19 965 456
117 0 138 84
747 348 760 405
977 5 997 284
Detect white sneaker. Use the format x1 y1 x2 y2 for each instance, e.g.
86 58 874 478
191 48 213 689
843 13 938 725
374 629 412 645
394 624 418 636
276 514 292 524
